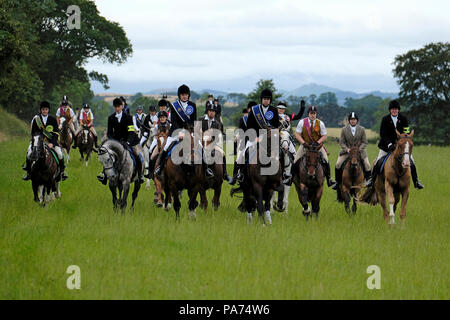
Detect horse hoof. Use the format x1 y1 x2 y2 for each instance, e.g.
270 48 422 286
156 202 163 208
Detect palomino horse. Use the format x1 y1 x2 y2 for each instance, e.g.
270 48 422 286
59 117 72 163
272 129 293 214
76 125 95 166
337 143 364 214
293 142 325 220
97 139 142 213
359 130 415 225
246 129 283 225
162 128 203 220
30 134 61 205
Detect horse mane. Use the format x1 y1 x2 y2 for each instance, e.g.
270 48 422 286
100 139 125 164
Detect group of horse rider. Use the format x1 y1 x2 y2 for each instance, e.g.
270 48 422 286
22 86 424 194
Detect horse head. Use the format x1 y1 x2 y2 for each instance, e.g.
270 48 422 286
31 134 44 162
82 126 90 144
97 142 118 181
395 129 414 168
349 142 361 169
304 142 322 179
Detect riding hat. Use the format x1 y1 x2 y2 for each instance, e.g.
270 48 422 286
158 111 168 118
308 105 318 113
277 101 287 109
82 103 90 109
389 99 400 110
260 88 273 101
247 101 257 109
206 104 217 112
348 112 358 121
40 101 50 110
136 105 143 111
242 108 248 114
149 105 156 112
177 84 190 97
158 99 167 107
61 95 69 106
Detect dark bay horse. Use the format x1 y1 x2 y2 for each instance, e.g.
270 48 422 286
59 117 72 163
337 143 364 214
359 130 415 225
30 134 61 205
293 142 324 220
76 125 95 166
162 128 203 220
97 139 141 213
246 129 283 225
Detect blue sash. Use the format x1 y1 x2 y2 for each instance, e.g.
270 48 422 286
173 101 191 123
252 104 269 129
243 115 248 127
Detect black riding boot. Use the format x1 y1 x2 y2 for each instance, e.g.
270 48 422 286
22 158 32 181
364 170 371 182
323 161 336 188
60 160 68 181
365 162 379 188
410 163 424 189
94 135 99 148
229 161 239 185
331 167 341 190
222 155 232 183
97 170 107 185
145 158 157 179
154 149 168 176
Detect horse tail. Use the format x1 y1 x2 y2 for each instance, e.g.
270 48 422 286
357 186 378 205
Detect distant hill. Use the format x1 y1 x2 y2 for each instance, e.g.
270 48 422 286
284 83 397 105
0 106 29 142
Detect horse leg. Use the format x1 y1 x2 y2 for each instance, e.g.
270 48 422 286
121 182 130 213
283 184 290 215
155 178 163 208
32 180 39 203
253 184 265 225
173 189 181 220
212 184 221 211
85 150 90 167
352 196 357 214
385 183 396 225
393 192 400 213
376 186 389 223
311 186 323 220
110 184 118 212
300 184 311 220
38 185 44 205
187 187 199 220
199 188 208 212
55 181 61 198
399 189 409 224
263 191 273 225
131 181 141 210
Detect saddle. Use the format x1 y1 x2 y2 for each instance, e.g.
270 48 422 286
378 153 391 174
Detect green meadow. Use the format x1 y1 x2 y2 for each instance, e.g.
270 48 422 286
0 137 448 299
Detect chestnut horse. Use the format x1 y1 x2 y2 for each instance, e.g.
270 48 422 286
337 143 364 214
153 131 170 208
293 142 324 220
359 130 415 224
59 117 72 163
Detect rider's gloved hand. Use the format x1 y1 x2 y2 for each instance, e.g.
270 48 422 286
388 143 396 152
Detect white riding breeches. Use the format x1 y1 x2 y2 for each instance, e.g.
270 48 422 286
294 145 328 163
375 149 415 165
336 154 371 171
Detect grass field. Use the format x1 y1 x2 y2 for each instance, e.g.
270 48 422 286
0 137 448 299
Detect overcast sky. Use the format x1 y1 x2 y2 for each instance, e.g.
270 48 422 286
86 0 450 94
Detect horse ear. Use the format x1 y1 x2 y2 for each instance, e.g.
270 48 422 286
396 129 402 138
409 129 414 138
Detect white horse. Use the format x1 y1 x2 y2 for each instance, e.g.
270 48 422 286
271 129 294 215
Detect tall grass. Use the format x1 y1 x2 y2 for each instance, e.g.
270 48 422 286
0 138 448 299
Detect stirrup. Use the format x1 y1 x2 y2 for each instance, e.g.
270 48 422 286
414 180 424 189
206 168 214 177
365 177 374 188
22 173 31 181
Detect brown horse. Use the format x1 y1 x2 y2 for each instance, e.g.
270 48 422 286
195 132 224 211
359 130 415 225
59 118 72 163
30 134 61 205
76 125 95 166
152 131 169 208
246 129 283 225
162 128 203 220
337 143 364 214
293 142 324 220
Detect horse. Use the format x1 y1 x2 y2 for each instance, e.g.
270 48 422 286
161 128 203 220
359 130 415 225
246 129 283 225
195 129 225 211
97 139 142 213
59 117 72 163
337 143 364 214
271 129 293 215
76 125 95 166
152 131 171 209
29 134 61 205
293 142 325 220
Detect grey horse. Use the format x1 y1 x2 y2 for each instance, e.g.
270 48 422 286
97 139 141 212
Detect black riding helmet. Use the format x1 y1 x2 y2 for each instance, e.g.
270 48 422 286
158 99 167 107
40 101 50 110
149 105 156 112
348 112 358 121
260 88 273 102
389 99 401 110
158 111 168 118
206 104 217 112
82 103 90 109
177 84 190 98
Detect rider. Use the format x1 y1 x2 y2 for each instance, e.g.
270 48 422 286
145 111 171 179
277 100 305 123
293 105 336 188
133 105 146 136
56 96 76 138
97 98 145 185
154 84 200 176
120 96 130 115
233 89 280 182
332 112 371 190
365 100 424 189
230 101 257 185
201 104 233 183
22 101 68 181
140 105 158 148
205 94 214 110
73 103 98 150
158 99 171 122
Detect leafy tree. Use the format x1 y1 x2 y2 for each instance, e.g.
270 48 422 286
316 92 338 106
392 42 450 145
247 79 283 105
